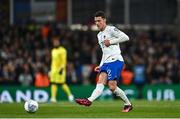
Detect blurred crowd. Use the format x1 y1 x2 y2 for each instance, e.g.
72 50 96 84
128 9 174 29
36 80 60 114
0 22 180 86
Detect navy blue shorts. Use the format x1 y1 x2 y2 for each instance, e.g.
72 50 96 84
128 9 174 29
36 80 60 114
100 60 124 80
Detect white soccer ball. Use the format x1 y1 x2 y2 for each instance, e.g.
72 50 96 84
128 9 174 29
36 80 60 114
24 100 38 113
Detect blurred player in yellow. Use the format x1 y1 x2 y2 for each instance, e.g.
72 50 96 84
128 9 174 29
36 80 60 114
50 36 74 102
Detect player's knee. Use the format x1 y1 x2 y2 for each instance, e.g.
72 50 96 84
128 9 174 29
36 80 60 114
108 81 117 92
108 85 116 92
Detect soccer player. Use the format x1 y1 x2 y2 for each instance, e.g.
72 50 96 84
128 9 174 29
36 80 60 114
49 36 74 102
75 11 133 112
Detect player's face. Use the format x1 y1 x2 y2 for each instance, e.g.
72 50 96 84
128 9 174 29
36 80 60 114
94 17 106 31
53 39 60 47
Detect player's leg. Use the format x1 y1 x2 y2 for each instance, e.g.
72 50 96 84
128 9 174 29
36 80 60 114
108 81 131 105
109 82 133 112
108 81 132 112
62 83 74 102
58 73 74 102
50 83 58 102
87 72 107 102
107 61 132 112
50 72 58 102
75 72 107 106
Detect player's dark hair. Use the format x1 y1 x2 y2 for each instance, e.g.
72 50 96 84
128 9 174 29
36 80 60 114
94 11 106 19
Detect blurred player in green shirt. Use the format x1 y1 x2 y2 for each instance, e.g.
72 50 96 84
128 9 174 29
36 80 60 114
50 37 74 102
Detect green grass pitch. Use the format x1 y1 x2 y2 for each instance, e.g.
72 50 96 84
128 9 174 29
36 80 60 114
0 100 180 118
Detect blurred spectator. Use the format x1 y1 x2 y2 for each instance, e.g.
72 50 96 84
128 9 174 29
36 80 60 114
133 57 146 85
18 63 33 86
66 62 78 84
0 23 180 86
133 58 146 99
35 67 49 87
41 22 50 40
121 65 134 85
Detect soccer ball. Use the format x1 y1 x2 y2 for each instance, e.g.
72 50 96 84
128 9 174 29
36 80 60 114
24 100 38 113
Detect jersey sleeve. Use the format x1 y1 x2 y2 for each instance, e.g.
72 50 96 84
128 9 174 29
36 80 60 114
109 26 129 44
99 54 104 67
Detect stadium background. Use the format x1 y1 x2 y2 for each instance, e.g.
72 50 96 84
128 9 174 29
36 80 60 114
0 0 180 103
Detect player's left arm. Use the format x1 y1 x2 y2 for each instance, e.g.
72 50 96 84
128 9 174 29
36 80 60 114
59 49 67 75
104 27 129 47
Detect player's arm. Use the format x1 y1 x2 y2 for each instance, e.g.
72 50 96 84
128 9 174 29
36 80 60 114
59 49 67 75
110 27 129 44
104 27 129 47
95 55 104 72
95 53 108 72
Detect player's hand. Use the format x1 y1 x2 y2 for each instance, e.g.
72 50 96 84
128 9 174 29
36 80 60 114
104 40 110 47
59 68 63 75
94 66 100 72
